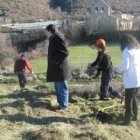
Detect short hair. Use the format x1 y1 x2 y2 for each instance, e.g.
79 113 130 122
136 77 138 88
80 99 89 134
46 24 56 33
21 53 25 57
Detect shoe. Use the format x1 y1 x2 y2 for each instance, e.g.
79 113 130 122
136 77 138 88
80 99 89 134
54 106 67 113
132 117 137 121
99 96 110 101
121 121 130 126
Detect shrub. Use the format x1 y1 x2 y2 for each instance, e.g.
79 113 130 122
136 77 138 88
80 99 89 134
0 33 17 68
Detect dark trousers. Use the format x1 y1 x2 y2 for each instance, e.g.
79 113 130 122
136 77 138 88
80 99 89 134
100 72 119 98
17 72 27 88
124 88 139 123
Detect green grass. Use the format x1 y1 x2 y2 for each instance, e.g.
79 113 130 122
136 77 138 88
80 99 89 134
30 57 47 73
0 43 139 140
0 83 139 140
31 43 122 73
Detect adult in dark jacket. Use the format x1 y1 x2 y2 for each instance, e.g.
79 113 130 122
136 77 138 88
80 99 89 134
45 24 71 112
90 39 122 100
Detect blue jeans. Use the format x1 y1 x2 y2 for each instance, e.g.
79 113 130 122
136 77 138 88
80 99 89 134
54 81 69 109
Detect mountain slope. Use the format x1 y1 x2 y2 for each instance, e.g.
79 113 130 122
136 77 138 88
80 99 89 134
0 0 61 22
0 0 140 22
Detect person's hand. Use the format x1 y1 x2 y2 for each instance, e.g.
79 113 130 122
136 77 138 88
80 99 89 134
52 61 59 65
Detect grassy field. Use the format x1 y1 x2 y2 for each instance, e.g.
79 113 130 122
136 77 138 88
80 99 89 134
0 81 139 140
0 44 140 140
30 43 122 73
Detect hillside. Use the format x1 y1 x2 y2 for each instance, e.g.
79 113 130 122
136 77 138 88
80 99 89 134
0 0 140 23
50 0 140 19
0 0 61 22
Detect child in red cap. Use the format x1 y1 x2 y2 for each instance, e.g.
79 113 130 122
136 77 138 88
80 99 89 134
89 39 123 101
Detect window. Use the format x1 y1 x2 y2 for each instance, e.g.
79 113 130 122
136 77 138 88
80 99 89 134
101 7 104 13
95 7 98 13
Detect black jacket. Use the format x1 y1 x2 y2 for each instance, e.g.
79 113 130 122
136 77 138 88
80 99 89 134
47 33 71 82
91 52 113 74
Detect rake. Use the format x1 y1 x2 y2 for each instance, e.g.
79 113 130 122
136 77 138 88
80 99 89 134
31 73 43 85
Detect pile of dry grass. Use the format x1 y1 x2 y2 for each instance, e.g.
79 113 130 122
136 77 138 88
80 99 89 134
22 126 70 140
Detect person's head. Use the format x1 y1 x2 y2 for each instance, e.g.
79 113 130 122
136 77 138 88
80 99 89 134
95 39 106 53
120 34 140 51
21 53 25 57
45 24 58 39
19 53 25 59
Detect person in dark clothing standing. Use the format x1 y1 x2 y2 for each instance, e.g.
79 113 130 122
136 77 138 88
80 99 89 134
45 24 71 113
89 39 122 100
14 54 33 88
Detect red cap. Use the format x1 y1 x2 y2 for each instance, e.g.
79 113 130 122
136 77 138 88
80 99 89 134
96 39 106 47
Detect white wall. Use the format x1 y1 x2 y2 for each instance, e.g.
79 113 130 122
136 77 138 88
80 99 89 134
91 0 111 16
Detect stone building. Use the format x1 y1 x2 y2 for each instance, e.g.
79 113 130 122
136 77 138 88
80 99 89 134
89 0 134 33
